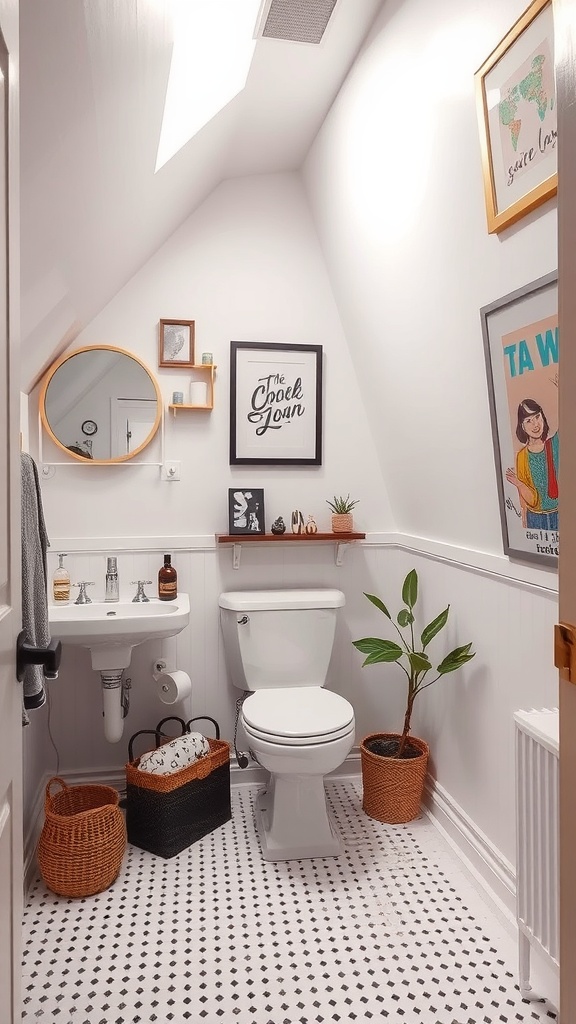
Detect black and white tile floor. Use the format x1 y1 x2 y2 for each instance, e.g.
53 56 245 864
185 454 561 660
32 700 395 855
22 780 557 1023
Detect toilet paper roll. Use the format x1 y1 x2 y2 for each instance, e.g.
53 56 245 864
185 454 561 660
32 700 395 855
190 380 208 405
155 670 192 705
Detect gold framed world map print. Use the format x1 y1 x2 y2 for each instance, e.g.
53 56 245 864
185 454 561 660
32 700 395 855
475 0 556 234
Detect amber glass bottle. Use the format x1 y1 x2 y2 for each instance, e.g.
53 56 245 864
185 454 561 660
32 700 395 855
158 553 177 601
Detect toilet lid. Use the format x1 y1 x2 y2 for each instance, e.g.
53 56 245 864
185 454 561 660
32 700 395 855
242 687 354 740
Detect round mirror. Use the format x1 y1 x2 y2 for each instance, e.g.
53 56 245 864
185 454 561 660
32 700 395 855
40 346 162 464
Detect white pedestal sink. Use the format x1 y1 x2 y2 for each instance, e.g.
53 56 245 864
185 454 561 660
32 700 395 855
49 594 190 742
49 594 190 670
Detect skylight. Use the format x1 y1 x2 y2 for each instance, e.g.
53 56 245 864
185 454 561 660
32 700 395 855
155 0 261 172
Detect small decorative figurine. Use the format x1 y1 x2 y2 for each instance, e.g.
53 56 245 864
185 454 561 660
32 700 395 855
291 510 304 534
305 515 318 535
271 517 286 535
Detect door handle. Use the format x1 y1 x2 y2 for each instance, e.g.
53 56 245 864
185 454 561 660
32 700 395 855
16 631 62 682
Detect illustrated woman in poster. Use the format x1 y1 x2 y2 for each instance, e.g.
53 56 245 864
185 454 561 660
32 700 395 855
505 398 559 529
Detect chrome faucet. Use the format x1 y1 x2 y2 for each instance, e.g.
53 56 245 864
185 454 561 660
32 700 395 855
74 582 95 605
131 580 152 603
105 556 119 602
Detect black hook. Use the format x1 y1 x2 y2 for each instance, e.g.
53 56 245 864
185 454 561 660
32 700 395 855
16 631 62 682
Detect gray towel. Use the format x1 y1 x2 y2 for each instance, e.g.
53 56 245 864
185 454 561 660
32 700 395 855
21 453 50 724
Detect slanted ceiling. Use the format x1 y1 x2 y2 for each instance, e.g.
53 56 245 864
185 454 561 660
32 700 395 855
19 0 383 393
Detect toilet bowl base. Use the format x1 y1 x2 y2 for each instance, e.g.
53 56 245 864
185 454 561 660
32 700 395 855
254 777 343 861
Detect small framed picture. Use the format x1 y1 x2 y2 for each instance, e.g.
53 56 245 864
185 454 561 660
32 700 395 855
474 0 556 234
159 319 195 367
228 488 265 535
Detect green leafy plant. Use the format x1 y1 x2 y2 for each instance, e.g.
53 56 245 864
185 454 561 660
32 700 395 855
326 494 359 514
353 569 475 758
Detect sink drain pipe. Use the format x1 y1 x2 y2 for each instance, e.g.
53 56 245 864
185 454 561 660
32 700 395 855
100 669 127 743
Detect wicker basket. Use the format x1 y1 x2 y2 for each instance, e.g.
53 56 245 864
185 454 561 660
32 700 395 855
37 777 126 897
125 716 231 859
360 733 429 824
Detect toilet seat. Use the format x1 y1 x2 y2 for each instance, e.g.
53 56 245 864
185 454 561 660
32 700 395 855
242 687 354 746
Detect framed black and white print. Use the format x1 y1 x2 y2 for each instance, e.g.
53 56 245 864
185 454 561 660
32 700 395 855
228 488 265 535
230 342 323 465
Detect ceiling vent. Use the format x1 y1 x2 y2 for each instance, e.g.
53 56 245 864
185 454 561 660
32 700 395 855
255 0 338 44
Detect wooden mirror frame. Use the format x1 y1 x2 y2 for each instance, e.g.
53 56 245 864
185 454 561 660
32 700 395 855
39 345 163 464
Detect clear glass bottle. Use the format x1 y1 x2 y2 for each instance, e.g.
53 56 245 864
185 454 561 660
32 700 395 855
52 553 70 604
158 553 177 602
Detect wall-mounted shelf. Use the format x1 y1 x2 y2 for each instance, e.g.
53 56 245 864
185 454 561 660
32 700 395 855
216 532 366 569
168 364 216 414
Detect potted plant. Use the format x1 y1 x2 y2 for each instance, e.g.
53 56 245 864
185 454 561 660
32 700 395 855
352 569 475 824
326 494 359 533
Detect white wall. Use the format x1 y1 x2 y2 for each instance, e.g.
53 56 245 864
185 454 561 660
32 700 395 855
35 173 393 537
303 0 558 553
300 0 558 887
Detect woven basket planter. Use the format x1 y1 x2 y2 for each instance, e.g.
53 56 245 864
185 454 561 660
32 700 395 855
37 777 126 897
360 733 429 824
331 513 354 533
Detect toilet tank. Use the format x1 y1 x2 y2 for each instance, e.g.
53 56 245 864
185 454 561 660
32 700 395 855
219 589 345 691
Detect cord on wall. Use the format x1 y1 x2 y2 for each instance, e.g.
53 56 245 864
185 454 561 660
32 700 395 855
234 692 250 768
46 686 60 775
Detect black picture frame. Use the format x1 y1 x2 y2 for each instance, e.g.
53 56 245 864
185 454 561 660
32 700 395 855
480 270 558 567
229 341 322 465
228 488 266 535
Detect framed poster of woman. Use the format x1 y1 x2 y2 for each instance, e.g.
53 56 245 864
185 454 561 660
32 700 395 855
481 270 558 567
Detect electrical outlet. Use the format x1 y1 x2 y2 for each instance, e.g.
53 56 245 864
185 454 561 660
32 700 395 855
163 461 181 481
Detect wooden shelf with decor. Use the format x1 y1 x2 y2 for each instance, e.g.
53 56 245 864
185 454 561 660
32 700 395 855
216 531 366 569
168 364 216 414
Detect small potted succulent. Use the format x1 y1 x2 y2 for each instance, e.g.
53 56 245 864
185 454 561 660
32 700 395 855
326 494 359 534
352 569 475 824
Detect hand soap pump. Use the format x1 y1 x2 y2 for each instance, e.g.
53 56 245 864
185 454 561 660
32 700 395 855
52 553 70 604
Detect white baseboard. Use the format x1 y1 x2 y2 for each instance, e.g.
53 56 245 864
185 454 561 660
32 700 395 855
231 746 362 787
423 776 516 924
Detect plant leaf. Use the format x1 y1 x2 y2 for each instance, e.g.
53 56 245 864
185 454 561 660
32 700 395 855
364 592 391 620
421 606 449 649
402 569 418 610
409 652 432 674
352 637 403 665
436 644 475 675
397 609 414 627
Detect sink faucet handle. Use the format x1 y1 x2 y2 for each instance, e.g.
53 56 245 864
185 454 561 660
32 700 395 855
131 580 153 603
73 582 95 605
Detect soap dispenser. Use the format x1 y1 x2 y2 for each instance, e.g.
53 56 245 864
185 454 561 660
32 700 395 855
158 553 177 601
52 553 70 604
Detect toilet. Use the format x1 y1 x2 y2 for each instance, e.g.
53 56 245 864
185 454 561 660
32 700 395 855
219 588 355 861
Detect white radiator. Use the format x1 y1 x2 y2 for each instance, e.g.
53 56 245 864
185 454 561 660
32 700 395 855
514 707 559 1003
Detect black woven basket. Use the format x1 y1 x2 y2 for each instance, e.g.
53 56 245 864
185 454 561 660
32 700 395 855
125 716 231 859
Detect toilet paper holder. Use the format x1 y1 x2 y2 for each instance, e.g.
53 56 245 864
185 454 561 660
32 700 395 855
152 659 192 705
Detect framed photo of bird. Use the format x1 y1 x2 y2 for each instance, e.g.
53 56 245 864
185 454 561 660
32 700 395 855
159 319 195 367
